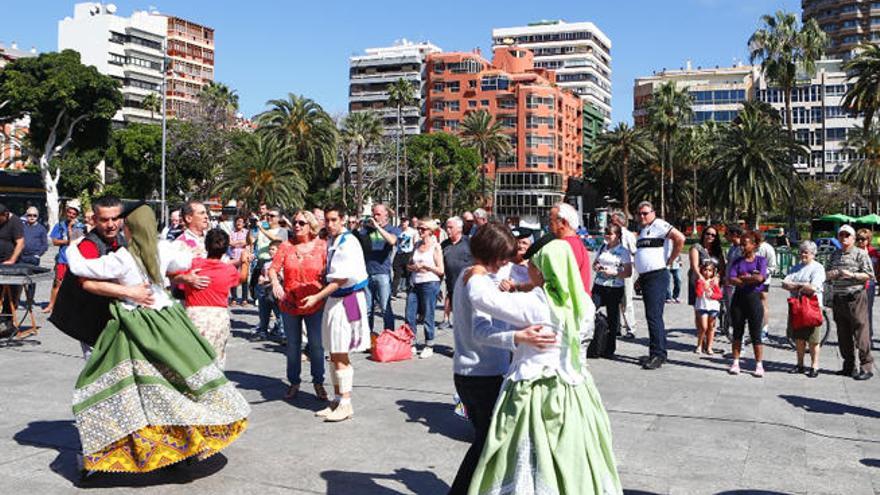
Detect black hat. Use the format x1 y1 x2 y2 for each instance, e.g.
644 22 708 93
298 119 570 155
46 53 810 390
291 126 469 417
510 227 533 240
523 232 555 260
121 201 149 219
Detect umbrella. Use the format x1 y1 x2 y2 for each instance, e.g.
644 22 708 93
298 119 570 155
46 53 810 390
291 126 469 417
818 213 856 223
855 213 880 225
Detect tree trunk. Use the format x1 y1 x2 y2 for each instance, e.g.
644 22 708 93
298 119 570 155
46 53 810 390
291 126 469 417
403 139 409 218
693 159 698 236
356 145 364 214
660 149 666 219
622 152 630 219
785 87 797 239
448 179 454 217
396 105 402 218
41 155 60 230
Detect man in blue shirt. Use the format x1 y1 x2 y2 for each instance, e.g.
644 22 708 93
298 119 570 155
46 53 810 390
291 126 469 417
20 206 48 304
358 203 400 337
46 199 85 313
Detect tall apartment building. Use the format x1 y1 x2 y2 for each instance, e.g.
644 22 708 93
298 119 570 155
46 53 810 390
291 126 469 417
59 3 166 124
349 40 440 136
802 0 880 60
491 20 612 125
0 42 38 170
633 59 857 177
165 16 215 119
425 46 583 222
59 3 215 124
633 62 756 127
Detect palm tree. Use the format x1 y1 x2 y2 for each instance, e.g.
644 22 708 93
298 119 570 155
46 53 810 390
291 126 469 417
677 122 719 232
341 111 384 211
646 81 692 219
198 81 239 127
387 78 418 215
749 11 826 225
460 110 513 205
256 94 338 188
141 92 161 121
842 125 880 213
591 122 656 219
843 44 880 132
214 133 306 210
709 101 805 228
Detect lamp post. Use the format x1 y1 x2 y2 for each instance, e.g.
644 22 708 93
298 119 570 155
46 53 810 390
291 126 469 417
160 47 170 228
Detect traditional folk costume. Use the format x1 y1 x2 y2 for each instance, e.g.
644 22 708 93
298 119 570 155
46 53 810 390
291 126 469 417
321 229 369 411
183 257 242 368
468 240 621 495
65 206 250 473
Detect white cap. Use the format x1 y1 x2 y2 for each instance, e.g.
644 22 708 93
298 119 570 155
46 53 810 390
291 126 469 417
838 224 855 237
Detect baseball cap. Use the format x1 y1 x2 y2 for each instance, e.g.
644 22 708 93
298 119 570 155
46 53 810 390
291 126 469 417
838 224 855 237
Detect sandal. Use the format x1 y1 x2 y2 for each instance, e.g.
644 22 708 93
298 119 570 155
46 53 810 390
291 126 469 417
314 383 329 401
284 384 299 400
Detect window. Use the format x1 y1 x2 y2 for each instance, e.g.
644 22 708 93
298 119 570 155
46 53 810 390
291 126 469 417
449 101 460 112
468 80 476 88
825 84 846 96
433 82 444 92
526 95 555 109
498 98 516 109
481 100 489 106
109 53 126 66
826 128 847 141
124 78 160 91
525 135 555 148
447 81 460 92
446 119 460 130
526 116 554 129
433 62 445 74
127 55 162 71
432 119 443 130
499 117 517 129
432 100 445 111
448 58 481 74
468 100 477 108
480 76 511 91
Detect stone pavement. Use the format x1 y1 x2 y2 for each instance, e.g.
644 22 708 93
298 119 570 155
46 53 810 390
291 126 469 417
1 261 879 494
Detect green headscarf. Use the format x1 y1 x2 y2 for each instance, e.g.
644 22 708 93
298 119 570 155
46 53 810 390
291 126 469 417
125 205 163 285
530 239 590 371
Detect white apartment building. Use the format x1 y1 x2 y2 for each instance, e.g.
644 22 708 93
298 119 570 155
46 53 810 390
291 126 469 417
492 20 612 125
59 2 167 124
349 40 441 137
755 59 859 178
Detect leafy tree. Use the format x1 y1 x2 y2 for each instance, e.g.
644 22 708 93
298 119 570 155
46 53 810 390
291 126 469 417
198 81 239 128
105 123 162 198
407 133 481 218
0 49 122 227
841 125 880 212
646 81 692 219
707 101 805 228
213 133 306 211
388 78 418 214
341 111 384 211
677 122 719 231
141 92 161 121
794 179 864 220
165 119 234 202
843 44 880 133
51 148 105 198
591 122 656 219
460 110 513 204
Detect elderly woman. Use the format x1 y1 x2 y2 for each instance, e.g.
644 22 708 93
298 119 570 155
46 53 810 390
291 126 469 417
406 219 444 358
782 240 826 378
270 210 328 400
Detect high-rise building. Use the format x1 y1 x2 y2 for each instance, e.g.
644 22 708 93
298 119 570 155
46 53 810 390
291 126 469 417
802 0 880 60
632 59 857 178
165 16 215 119
0 42 38 170
59 3 166 124
425 46 583 222
491 20 612 126
349 40 441 136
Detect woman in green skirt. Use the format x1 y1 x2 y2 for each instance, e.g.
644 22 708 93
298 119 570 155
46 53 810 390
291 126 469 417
66 204 250 474
467 239 622 495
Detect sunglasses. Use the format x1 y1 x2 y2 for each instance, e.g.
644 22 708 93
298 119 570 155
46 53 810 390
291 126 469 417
857 237 869 242
638 211 652 216
704 232 717 237
417 227 430 232
838 232 852 238
294 220 308 227
25 214 37 218
268 214 278 218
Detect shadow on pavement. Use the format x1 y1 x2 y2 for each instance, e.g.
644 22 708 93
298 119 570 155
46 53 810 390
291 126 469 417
716 491 791 495
13 420 227 488
322 468 448 494
861 458 880 468
225 369 286 404
396 399 471 443
779 395 880 418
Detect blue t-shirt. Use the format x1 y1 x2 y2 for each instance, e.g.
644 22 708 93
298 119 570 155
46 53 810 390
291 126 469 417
729 255 768 294
360 225 401 275
50 221 85 264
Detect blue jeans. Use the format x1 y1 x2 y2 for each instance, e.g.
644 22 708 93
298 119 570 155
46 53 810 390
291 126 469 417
282 310 324 385
365 273 395 334
405 281 441 346
255 284 282 334
640 269 669 360
19 255 40 304
667 267 681 300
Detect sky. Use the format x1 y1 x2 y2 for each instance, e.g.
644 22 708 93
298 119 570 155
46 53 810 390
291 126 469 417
4 0 800 124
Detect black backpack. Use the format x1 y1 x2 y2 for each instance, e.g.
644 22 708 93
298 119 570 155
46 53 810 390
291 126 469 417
586 311 611 358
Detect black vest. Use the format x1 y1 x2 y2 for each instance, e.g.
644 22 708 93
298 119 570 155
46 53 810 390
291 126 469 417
49 230 127 346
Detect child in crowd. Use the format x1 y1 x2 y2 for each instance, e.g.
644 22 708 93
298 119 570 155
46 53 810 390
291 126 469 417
254 240 283 341
184 229 250 368
694 259 722 355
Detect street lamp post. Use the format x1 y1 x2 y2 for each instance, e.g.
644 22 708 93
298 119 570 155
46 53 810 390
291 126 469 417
160 49 169 228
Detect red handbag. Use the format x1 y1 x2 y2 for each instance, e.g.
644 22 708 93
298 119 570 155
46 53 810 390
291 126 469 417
788 294 823 330
371 324 415 363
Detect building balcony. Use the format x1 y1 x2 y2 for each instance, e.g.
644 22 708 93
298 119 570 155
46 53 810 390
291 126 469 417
349 91 390 102
350 71 420 83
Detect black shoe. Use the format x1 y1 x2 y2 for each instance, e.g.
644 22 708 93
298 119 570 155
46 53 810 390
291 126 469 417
806 368 819 378
638 355 651 364
788 365 805 374
854 371 874 381
642 356 664 370
622 331 636 341
836 368 855 377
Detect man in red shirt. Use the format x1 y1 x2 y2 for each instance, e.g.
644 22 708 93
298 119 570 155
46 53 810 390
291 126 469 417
549 202 591 295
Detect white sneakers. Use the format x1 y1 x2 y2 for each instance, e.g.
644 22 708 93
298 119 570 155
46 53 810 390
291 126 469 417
419 347 434 359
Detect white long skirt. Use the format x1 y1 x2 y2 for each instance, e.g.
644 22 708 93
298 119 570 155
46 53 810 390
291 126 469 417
322 292 370 354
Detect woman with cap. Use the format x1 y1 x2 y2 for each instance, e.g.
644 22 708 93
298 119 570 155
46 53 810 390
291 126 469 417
466 238 621 495
64 204 250 474
405 218 444 358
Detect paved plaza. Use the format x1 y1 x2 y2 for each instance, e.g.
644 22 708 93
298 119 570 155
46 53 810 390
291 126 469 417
1 256 879 494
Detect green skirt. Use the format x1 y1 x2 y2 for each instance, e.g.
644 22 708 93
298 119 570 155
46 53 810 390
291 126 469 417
73 302 250 473
468 372 622 495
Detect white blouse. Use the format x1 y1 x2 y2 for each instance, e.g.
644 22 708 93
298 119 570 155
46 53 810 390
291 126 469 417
468 274 594 385
326 230 368 290
66 240 193 311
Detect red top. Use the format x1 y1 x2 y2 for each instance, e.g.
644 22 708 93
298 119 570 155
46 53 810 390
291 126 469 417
271 238 327 315
563 236 592 295
77 237 121 286
695 278 722 300
184 258 240 308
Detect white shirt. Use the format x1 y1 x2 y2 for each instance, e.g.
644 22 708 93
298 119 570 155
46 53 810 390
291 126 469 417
783 260 826 298
594 243 632 288
621 227 637 256
758 242 777 286
326 230 368 291
635 218 673 274
66 240 193 311
411 241 441 284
